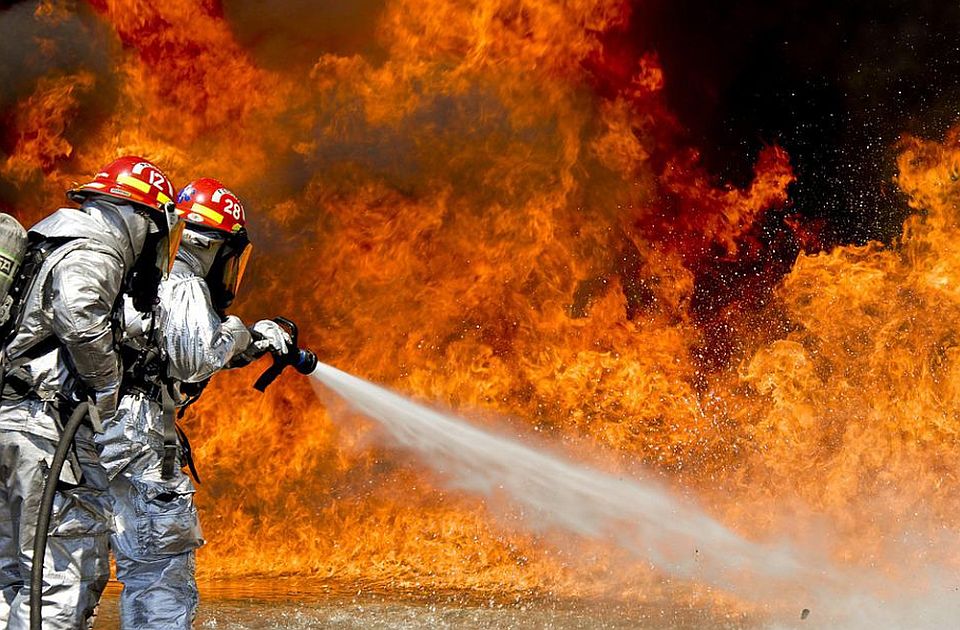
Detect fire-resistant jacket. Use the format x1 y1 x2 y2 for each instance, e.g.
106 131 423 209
94 245 253 629
0 202 147 442
98 247 252 480
157 255 253 383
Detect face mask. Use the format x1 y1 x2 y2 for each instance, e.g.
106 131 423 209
220 240 252 298
154 201 185 278
180 228 225 275
205 229 252 314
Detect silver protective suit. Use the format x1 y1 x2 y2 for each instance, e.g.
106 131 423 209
97 236 251 630
0 201 149 629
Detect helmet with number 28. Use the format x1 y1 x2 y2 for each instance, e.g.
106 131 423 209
176 177 246 235
176 178 252 307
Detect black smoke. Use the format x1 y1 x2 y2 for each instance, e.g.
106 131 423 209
0 1 121 210
633 0 960 246
220 0 387 69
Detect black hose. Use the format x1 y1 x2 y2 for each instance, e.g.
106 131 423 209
30 402 89 630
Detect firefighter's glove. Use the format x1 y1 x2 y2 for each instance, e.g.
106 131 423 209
250 319 292 357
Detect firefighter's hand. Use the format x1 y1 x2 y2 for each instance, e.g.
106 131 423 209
250 319 291 356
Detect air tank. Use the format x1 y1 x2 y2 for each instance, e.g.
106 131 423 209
0 213 28 326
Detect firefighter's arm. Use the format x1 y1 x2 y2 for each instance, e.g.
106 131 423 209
48 247 123 417
158 275 252 383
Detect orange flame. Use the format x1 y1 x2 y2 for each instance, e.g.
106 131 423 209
2 0 956 607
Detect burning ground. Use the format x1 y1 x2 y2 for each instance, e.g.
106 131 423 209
4 0 960 624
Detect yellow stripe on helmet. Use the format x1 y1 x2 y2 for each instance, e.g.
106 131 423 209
190 202 224 224
116 173 152 194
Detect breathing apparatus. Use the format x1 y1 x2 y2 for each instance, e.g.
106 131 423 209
0 214 29 333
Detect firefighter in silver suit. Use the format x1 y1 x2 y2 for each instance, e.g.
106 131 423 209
0 156 183 630
97 178 289 629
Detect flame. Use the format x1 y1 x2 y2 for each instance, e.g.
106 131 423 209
2 71 96 182
734 130 960 553
1 0 957 608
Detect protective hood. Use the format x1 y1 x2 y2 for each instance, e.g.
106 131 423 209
30 200 151 270
173 230 223 278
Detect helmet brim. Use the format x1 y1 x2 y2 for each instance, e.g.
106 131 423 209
67 183 169 213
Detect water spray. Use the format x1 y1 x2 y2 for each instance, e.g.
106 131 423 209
308 363 814 601
246 332 809 596
306 365 960 627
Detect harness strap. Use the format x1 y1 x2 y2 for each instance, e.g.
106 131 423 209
160 381 178 480
0 336 62 400
175 423 201 484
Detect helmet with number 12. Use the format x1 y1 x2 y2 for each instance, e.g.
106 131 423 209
175 178 252 307
68 155 184 276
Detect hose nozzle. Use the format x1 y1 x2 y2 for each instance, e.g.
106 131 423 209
253 316 317 391
293 347 318 375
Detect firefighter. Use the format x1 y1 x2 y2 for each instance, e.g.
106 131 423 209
0 156 183 629
97 178 289 629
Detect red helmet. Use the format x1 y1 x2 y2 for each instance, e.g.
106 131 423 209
175 177 246 235
176 178 252 305
68 155 176 212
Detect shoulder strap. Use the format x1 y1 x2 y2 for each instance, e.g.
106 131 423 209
0 237 84 399
160 381 179 480
0 235 73 348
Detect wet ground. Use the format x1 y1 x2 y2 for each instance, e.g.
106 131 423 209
93 579 757 629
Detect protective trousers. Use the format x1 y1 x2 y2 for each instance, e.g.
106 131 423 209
98 393 203 630
0 414 111 630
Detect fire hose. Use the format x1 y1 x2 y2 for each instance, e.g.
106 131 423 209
29 317 315 627
30 401 92 630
